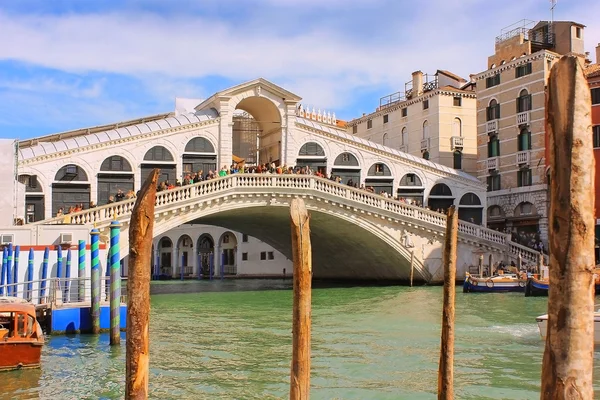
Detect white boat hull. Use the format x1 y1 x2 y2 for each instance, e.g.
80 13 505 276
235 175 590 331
537 313 600 345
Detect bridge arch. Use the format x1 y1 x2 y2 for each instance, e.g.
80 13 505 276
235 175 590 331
234 96 283 165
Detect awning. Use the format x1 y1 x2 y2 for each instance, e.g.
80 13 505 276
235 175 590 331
232 155 245 163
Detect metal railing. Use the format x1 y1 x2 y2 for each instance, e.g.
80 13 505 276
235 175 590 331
0 277 126 306
32 173 543 263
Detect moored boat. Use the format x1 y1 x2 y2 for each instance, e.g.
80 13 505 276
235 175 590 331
536 308 600 345
0 302 45 372
463 271 527 293
525 267 600 297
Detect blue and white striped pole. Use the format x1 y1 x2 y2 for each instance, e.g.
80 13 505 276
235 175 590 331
56 246 63 301
40 247 49 304
90 229 100 334
109 221 121 345
12 246 19 297
65 249 71 302
6 244 13 296
78 240 86 302
0 247 7 296
27 248 34 301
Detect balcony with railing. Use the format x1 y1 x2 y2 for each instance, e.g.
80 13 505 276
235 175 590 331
516 150 530 166
516 111 530 126
451 136 464 150
420 138 430 151
486 120 498 135
485 157 499 170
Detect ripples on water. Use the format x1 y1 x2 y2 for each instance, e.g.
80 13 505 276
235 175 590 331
2 280 600 399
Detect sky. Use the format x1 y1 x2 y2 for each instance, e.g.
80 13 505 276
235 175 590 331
0 0 599 139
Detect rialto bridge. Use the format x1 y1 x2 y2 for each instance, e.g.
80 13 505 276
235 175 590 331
7 78 541 283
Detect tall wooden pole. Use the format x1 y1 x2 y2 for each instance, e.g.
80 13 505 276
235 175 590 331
541 55 595 399
126 168 159 400
438 205 458 400
488 254 493 277
478 255 483 277
289 198 312 400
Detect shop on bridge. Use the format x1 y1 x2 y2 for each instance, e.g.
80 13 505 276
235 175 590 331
331 152 360 185
427 183 454 214
295 142 327 175
458 192 483 225
141 146 177 185
183 137 217 176
51 164 90 216
396 173 424 204
97 156 134 206
486 205 506 232
365 162 394 195
18 174 45 223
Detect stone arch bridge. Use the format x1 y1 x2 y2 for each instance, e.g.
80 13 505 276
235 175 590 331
34 174 541 284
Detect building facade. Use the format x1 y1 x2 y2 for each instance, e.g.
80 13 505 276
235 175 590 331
474 20 587 245
346 70 478 179
586 44 600 262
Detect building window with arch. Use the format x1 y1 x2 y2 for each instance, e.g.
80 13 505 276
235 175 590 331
453 150 462 170
488 135 500 157
401 127 407 146
518 128 532 151
382 133 388 147
517 89 532 113
422 120 429 139
452 117 462 137
486 99 500 121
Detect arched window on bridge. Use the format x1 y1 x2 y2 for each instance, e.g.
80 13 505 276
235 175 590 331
197 234 215 277
97 156 134 206
331 152 360 186
19 174 44 223
397 173 424 205
183 137 217 178
458 192 483 225
427 183 454 214
142 146 176 185
52 164 90 217
296 142 327 175
365 162 393 196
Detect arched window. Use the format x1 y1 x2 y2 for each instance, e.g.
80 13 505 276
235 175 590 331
401 127 407 145
333 152 359 166
487 99 500 121
185 137 215 153
453 150 462 170
422 120 429 139
144 146 174 162
453 117 462 137
54 164 89 182
382 133 388 147
298 142 325 157
517 89 532 113
430 183 452 196
399 173 422 187
518 128 531 151
458 192 483 224
100 156 132 172
459 193 482 206
428 183 454 213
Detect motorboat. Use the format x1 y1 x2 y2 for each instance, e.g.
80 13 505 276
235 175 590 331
463 271 527 293
526 267 600 297
0 300 45 371
536 307 600 345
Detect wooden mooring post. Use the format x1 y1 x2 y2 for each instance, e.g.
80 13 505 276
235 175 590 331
541 56 595 398
410 250 414 287
125 169 159 400
438 205 458 400
289 198 312 400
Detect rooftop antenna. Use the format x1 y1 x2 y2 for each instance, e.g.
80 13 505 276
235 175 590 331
550 0 557 23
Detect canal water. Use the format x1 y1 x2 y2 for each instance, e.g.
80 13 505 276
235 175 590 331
3 280 600 399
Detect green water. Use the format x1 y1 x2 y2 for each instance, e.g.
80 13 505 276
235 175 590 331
3 280 600 399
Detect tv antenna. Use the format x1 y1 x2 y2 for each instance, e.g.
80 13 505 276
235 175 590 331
550 0 557 23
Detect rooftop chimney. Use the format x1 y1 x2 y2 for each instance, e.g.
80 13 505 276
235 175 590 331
597 43 600 64
412 71 424 97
